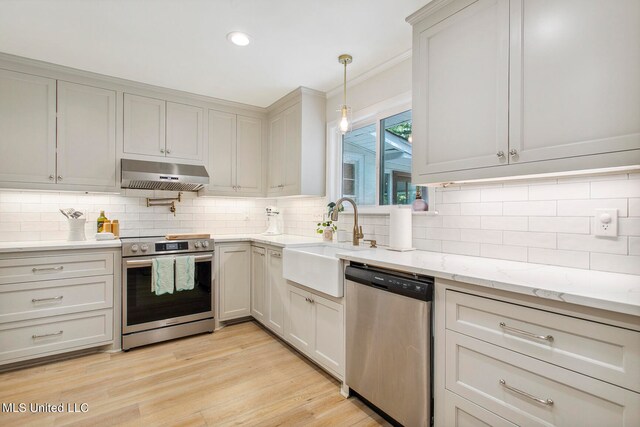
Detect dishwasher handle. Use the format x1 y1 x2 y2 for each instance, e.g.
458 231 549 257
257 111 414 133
345 264 433 302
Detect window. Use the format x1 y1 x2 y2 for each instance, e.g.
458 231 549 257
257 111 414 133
340 109 428 208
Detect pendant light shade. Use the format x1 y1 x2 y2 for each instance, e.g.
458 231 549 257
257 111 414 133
337 54 353 134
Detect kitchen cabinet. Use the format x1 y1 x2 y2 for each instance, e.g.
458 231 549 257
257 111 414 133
434 278 640 427
207 110 263 196
124 93 205 163
0 249 117 365
0 71 117 190
250 246 266 323
265 248 285 336
285 283 344 378
0 69 56 185
408 0 640 184
267 87 326 197
57 81 117 188
216 244 251 321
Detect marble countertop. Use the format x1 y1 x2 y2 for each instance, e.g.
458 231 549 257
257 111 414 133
212 234 323 247
0 239 122 253
337 249 640 316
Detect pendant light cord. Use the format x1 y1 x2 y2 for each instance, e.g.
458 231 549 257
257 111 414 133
343 60 347 106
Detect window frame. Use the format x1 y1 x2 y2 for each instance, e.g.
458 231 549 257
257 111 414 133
326 92 436 214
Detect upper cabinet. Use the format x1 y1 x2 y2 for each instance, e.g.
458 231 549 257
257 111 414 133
267 88 326 197
123 93 205 164
0 69 56 185
408 0 640 184
204 110 264 196
0 70 117 191
57 81 117 188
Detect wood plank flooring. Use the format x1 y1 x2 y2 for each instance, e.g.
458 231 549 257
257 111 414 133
0 321 388 426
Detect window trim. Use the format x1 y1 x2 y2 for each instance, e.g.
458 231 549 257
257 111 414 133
326 91 437 214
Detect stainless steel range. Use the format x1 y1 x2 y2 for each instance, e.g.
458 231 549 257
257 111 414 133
121 236 215 350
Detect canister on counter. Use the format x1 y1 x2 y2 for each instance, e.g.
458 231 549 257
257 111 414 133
111 220 120 238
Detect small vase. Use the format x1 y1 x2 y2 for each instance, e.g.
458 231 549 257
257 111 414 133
67 218 87 241
322 227 334 242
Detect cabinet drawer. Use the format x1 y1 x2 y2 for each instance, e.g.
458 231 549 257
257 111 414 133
446 331 640 427
0 252 114 285
446 290 640 392
0 309 113 363
444 390 517 427
0 275 113 323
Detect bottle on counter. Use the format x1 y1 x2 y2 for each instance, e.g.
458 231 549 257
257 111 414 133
97 210 109 233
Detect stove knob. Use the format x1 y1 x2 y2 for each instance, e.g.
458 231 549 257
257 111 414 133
131 244 139 253
194 241 201 249
141 244 149 252
202 241 209 248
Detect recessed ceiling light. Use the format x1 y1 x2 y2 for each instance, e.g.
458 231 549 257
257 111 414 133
227 32 251 47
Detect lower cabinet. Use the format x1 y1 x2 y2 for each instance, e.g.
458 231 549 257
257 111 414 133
216 244 251 321
284 283 344 378
437 281 640 427
250 246 266 323
251 245 286 338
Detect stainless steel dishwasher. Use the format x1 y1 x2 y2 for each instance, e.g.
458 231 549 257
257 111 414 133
345 262 433 427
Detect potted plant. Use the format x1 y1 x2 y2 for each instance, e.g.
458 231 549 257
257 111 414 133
317 220 338 242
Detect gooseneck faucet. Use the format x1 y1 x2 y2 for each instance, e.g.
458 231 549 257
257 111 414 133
330 197 364 246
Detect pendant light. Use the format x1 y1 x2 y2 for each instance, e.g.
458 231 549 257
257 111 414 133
337 54 353 134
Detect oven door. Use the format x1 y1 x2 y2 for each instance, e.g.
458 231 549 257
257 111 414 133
122 253 214 334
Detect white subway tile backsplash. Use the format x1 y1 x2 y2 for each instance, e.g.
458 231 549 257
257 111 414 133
527 248 590 269
529 217 590 234
629 199 640 217
629 237 640 255
442 189 481 203
435 203 461 215
426 228 461 241
590 253 640 275
591 179 640 199
557 199 628 217
503 231 556 249
528 182 590 200
619 218 640 236
460 229 502 244
460 202 502 216
480 244 528 262
442 216 481 229
503 201 556 216
481 186 528 202
558 234 628 255
442 241 480 256
481 216 528 231
413 239 442 252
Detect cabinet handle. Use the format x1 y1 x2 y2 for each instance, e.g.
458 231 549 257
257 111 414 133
160 148 165 153
496 151 505 158
32 296 64 303
271 252 282 258
32 266 64 273
49 175 54 181
305 297 315 304
32 330 63 339
499 322 554 342
509 149 518 157
232 186 237 191
166 149 171 154
57 175 63 181
237 186 241 190
499 379 554 406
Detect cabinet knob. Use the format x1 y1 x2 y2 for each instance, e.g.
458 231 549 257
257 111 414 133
49 175 54 181
237 185 241 190
160 148 165 153
232 186 237 191
166 149 171 154
57 175 63 181
509 149 518 157
496 151 505 158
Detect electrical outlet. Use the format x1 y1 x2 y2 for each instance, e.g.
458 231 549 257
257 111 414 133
594 208 618 237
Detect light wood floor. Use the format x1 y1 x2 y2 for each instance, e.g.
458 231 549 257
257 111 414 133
0 321 388 427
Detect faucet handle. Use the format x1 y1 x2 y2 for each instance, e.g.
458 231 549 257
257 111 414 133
358 226 364 238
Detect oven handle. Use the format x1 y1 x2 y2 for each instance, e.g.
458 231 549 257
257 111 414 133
125 254 213 268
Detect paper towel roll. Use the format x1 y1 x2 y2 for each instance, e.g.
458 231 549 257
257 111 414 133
389 206 413 251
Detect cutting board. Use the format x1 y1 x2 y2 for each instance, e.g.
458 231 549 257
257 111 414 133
165 233 211 240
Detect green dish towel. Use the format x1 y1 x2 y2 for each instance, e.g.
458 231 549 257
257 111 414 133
152 257 174 296
175 255 195 291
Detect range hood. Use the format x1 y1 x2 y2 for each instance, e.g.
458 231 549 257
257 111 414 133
121 159 209 191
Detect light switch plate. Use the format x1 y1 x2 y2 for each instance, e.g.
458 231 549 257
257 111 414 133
594 208 618 237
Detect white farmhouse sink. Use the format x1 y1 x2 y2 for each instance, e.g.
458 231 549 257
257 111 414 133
283 244 367 297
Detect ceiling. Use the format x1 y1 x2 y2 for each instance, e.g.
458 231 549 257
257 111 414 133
0 0 427 108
